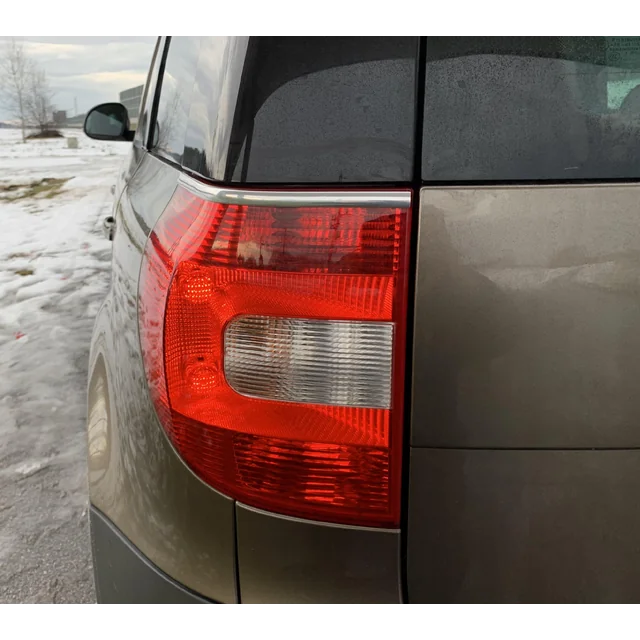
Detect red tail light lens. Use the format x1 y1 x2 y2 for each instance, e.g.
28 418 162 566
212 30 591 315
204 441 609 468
139 179 411 527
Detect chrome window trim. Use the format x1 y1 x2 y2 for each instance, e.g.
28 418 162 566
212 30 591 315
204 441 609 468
178 173 411 208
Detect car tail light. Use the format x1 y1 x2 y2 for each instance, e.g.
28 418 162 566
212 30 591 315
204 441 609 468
139 175 411 527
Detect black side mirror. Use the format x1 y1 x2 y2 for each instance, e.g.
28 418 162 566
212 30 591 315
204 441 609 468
84 103 134 142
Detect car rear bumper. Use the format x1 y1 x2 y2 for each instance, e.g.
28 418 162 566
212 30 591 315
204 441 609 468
89 506 211 603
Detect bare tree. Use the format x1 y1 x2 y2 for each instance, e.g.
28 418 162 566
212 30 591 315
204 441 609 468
25 67 54 134
0 37 32 142
154 85 181 151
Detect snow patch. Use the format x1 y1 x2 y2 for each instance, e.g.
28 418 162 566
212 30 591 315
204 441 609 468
14 461 49 477
0 127 128 602
14 279 67 302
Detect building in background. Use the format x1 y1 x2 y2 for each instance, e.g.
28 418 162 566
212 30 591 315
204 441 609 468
66 113 86 129
119 85 144 126
52 84 145 131
53 110 67 127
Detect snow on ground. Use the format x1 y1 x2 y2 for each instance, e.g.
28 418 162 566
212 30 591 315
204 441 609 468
0 128 129 603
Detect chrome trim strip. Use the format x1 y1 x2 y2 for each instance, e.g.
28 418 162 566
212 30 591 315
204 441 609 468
179 173 411 208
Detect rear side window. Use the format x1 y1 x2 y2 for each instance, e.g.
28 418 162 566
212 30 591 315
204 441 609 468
228 37 418 183
423 37 640 182
134 37 162 148
153 37 201 164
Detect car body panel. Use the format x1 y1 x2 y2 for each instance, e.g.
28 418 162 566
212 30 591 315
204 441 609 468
89 507 209 604
87 152 237 603
407 448 640 603
408 184 640 602
236 504 402 603
412 184 640 449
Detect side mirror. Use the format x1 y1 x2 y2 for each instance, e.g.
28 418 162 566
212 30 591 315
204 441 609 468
84 103 134 142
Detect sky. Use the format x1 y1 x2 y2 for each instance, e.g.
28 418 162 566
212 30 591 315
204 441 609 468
0 36 156 121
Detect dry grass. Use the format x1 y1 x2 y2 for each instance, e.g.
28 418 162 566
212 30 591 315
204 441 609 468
0 178 69 202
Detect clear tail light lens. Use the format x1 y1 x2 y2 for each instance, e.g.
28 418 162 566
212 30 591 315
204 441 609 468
139 179 411 527
224 316 393 408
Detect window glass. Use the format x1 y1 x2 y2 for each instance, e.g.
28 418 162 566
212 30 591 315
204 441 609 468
153 37 201 163
228 37 418 183
134 37 162 148
423 37 640 181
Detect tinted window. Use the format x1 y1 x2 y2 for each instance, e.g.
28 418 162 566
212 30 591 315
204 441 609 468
423 37 640 181
153 36 201 163
228 37 418 183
